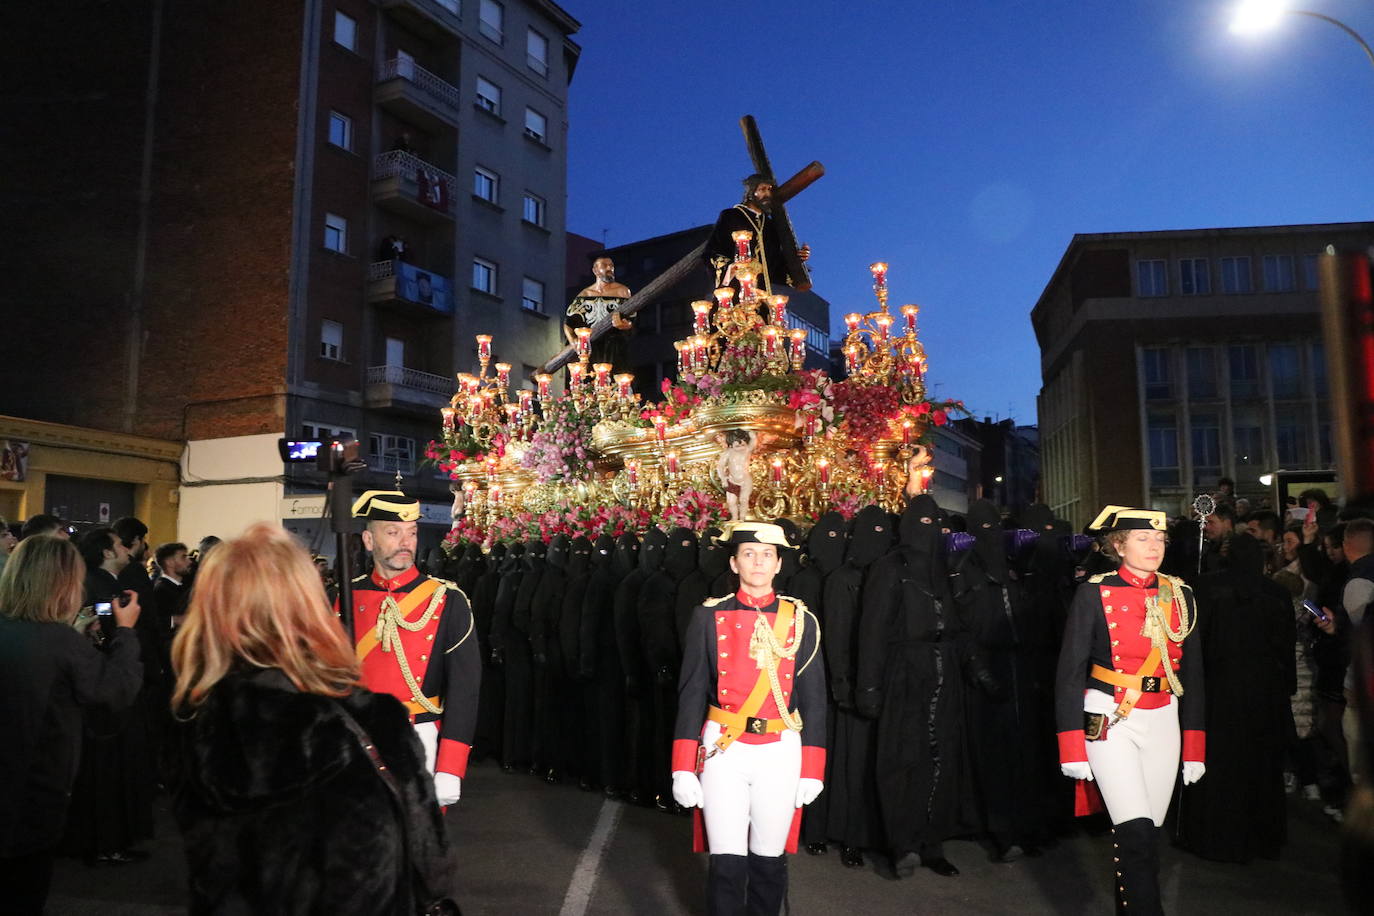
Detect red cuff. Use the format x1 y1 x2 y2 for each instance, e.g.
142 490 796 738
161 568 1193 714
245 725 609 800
1058 730 1087 764
436 738 470 778
801 744 826 781
671 738 699 774
1182 729 1205 764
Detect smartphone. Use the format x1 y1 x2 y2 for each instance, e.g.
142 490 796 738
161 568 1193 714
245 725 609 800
1302 600 1327 623
94 601 114 617
1287 507 1310 523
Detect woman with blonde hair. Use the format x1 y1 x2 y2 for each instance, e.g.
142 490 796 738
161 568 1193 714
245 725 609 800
168 523 455 915
0 534 144 915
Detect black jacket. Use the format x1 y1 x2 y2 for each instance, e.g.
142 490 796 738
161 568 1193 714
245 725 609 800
0 617 142 856
169 669 453 915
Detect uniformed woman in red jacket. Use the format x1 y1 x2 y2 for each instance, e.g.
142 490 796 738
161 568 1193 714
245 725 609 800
1055 506 1205 916
670 522 827 916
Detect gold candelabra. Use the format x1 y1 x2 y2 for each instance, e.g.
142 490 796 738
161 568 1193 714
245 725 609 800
839 263 928 401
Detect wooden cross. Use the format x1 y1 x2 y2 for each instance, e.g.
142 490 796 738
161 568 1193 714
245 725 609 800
542 115 824 373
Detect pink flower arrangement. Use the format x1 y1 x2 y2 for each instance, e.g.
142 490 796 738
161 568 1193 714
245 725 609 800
657 487 728 532
520 396 594 483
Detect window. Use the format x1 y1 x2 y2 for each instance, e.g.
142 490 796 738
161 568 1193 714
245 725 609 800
1303 253 1321 291
327 111 351 150
1185 347 1217 399
320 319 343 360
479 0 504 44
522 191 546 226
1274 406 1308 466
1269 343 1301 398
369 434 416 475
1136 259 1167 297
522 277 545 313
527 28 549 76
1313 341 1328 396
1147 413 1179 487
1319 421 1333 466
1178 258 1210 296
323 213 347 254
1142 348 1171 400
302 421 356 440
1233 421 1264 471
1263 255 1296 292
333 11 356 50
473 165 499 203
1220 256 1252 294
1190 412 1222 486
524 107 547 144
475 77 501 115
1228 344 1260 398
472 257 497 294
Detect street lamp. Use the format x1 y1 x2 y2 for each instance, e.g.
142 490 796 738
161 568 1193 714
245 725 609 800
1230 0 1374 71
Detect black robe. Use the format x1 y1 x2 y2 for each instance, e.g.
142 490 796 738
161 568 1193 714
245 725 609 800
530 535 573 774
856 496 968 857
822 506 893 849
1179 534 1295 862
615 529 665 800
579 534 632 792
470 545 505 762
704 205 798 293
953 499 1043 849
558 536 595 781
501 540 544 768
639 527 698 802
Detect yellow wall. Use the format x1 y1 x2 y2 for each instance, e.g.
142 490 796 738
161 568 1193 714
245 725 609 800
0 415 181 542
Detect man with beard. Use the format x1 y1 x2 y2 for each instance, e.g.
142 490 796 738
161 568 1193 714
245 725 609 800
856 495 967 878
349 490 481 807
565 256 634 374
704 174 811 296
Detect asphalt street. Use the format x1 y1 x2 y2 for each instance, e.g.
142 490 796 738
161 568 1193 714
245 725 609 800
48 758 1347 915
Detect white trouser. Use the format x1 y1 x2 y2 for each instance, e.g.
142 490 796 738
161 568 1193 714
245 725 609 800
700 720 800 856
414 720 439 774
1083 690 1179 826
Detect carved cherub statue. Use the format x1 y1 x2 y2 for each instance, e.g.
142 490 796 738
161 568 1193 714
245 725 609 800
715 429 757 520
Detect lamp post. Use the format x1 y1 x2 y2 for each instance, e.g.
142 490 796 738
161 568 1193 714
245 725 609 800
1231 1 1374 71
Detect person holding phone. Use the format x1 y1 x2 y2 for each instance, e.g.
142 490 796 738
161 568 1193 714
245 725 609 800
0 534 143 914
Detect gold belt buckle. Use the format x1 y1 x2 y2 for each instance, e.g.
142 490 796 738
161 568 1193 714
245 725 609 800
1141 676 1161 693
746 716 767 735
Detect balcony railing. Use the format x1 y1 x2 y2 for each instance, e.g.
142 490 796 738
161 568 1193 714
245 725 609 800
367 260 454 315
367 452 417 475
366 364 453 396
372 150 456 220
378 58 462 110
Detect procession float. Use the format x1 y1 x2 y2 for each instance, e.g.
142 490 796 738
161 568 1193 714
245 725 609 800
429 118 966 551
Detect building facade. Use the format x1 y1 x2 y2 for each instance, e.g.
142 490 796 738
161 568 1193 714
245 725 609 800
953 417 1040 512
1032 222 1368 529
2 0 580 555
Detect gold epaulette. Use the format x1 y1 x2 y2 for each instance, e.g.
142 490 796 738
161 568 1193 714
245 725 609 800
1088 573 1111 584
703 595 730 607
779 596 808 614
431 576 458 591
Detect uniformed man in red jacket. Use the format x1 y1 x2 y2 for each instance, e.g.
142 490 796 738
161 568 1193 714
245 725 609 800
671 521 827 916
350 490 481 807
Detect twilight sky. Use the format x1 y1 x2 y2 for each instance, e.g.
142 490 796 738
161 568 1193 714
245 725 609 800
562 0 1373 423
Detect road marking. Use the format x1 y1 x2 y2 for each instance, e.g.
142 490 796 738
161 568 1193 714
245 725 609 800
559 799 623 916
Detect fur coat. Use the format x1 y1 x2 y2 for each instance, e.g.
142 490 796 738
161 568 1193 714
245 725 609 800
169 668 453 914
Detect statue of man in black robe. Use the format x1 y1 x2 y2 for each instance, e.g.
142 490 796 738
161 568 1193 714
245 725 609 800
704 174 811 296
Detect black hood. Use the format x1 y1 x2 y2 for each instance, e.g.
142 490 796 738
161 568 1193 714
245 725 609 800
900 495 946 588
591 534 615 570
1223 532 1266 578
772 518 802 581
1020 503 1054 533
806 511 848 576
967 498 1008 583
566 536 593 577
611 533 640 578
488 543 507 563
847 505 893 569
663 527 699 581
698 527 730 580
522 538 547 569
501 542 525 574
639 526 668 573
545 534 571 570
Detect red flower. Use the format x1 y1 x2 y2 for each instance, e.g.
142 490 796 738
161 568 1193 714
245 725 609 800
932 409 948 426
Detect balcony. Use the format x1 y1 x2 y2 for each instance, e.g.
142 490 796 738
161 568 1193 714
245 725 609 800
377 0 462 41
364 364 454 418
372 150 456 224
375 59 462 132
368 260 454 318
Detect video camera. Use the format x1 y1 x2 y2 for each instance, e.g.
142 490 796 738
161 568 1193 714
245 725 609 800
277 438 365 475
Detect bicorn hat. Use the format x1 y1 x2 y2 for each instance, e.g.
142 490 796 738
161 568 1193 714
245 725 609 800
717 520 795 550
351 490 420 523
1087 505 1167 534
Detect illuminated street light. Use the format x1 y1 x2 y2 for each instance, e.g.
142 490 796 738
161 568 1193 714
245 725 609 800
1230 0 1374 70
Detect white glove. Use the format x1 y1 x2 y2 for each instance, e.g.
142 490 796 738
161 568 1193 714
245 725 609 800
794 778 824 808
1061 762 1094 781
672 770 704 808
434 772 462 806
1182 761 1206 785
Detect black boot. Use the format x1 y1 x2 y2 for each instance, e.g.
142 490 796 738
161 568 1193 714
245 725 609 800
745 853 787 916
707 854 748 916
1112 818 1163 916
